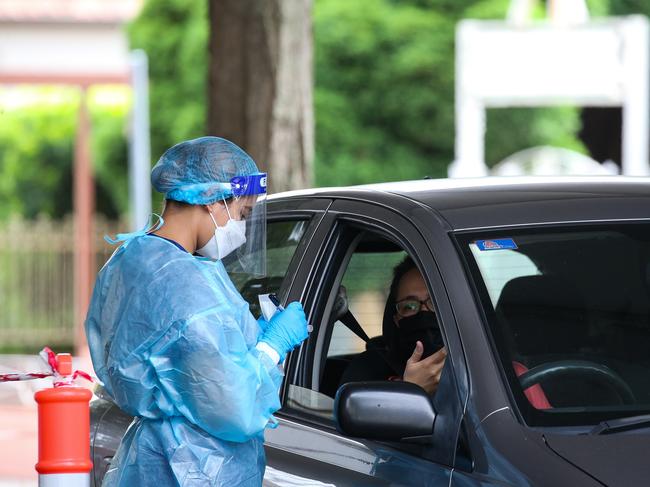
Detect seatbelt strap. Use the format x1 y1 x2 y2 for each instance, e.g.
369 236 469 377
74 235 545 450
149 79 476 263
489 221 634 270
340 309 403 375
340 310 371 343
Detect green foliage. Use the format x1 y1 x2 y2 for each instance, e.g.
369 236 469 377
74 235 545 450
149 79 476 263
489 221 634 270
0 89 128 220
587 0 612 16
0 95 76 220
315 0 454 185
90 101 130 217
314 0 590 185
485 107 587 166
2 0 650 222
462 0 511 19
128 0 208 162
608 0 650 16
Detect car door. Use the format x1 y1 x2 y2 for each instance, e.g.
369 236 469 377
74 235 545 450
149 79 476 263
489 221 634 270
264 197 469 486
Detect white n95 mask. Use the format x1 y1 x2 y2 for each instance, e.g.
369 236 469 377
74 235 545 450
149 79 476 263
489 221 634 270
197 204 247 261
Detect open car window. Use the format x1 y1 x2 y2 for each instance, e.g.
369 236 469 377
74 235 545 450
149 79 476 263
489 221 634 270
285 229 410 421
321 249 407 398
283 210 462 466
328 251 407 356
459 224 650 427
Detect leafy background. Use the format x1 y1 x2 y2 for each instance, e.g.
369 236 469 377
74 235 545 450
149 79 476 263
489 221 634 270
0 0 647 220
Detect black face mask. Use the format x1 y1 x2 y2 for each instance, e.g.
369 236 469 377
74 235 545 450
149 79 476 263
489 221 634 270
394 311 444 365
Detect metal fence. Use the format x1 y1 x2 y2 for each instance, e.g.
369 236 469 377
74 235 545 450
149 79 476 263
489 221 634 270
0 216 122 352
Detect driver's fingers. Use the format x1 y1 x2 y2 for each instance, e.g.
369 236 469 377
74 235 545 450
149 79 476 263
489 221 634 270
433 360 445 376
422 347 447 365
407 341 424 365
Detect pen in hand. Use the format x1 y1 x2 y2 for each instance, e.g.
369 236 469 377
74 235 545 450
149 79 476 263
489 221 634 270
268 294 313 332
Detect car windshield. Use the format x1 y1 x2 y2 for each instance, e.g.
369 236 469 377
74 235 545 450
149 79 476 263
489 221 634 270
458 223 650 427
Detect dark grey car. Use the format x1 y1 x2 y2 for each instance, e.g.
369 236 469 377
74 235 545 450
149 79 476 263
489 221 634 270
91 177 650 486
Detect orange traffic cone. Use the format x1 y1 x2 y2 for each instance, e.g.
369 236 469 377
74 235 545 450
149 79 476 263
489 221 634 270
34 353 93 486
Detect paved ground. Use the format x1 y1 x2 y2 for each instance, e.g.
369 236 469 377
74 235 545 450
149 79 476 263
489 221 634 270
0 404 37 486
0 354 93 487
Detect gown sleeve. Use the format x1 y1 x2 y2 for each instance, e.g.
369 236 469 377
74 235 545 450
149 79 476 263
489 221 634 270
147 299 283 442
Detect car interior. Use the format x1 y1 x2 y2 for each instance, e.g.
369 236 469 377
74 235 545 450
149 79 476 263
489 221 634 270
470 227 650 412
241 222 650 418
318 284 391 398
315 232 409 400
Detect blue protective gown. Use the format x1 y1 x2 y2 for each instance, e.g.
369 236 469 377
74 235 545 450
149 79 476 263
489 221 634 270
85 235 283 486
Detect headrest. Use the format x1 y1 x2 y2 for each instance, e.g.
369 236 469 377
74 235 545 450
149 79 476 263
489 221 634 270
496 275 589 356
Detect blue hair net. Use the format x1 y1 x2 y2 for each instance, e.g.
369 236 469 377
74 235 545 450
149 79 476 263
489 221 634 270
151 136 260 205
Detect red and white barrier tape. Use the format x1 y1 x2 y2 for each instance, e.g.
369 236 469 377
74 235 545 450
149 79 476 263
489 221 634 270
0 372 51 382
0 347 93 387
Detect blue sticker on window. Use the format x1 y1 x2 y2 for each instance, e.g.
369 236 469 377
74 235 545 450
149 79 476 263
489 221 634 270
475 238 518 251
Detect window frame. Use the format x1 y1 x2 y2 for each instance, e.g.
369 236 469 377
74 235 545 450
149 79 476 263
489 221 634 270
454 221 650 428
279 198 466 467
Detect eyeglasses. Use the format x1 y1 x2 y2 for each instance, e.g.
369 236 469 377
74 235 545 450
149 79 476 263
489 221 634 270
395 297 434 318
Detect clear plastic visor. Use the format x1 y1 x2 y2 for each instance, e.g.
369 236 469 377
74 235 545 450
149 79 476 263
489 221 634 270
221 173 267 277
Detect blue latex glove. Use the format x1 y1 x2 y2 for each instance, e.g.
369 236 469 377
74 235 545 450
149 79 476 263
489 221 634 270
259 301 309 356
257 316 269 333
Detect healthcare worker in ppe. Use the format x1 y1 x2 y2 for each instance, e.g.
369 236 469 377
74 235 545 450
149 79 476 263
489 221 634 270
85 136 309 486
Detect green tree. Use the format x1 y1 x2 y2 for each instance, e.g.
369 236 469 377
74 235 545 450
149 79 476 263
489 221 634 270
0 90 128 220
91 99 130 217
315 0 454 185
3 0 647 222
128 0 208 163
0 101 73 219
608 0 650 15
314 0 592 185
127 0 650 189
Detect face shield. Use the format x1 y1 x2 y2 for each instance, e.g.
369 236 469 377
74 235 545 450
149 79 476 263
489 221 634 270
221 172 267 277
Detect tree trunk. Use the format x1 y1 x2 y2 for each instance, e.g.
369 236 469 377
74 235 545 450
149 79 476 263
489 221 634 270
207 0 314 193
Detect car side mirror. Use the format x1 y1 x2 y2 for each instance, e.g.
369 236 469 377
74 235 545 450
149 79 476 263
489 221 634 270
334 381 436 443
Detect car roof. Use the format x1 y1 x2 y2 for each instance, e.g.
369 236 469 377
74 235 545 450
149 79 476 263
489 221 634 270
270 176 650 230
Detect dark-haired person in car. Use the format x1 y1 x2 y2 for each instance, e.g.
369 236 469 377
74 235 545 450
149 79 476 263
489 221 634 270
340 256 447 395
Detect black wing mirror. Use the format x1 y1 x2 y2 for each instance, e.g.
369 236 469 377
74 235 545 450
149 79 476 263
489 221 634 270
334 381 436 443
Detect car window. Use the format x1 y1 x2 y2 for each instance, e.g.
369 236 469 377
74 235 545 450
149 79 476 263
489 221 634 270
286 227 436 423
328 251 407 357
460 225 650 426
233 219 308 316
284 217 461 466
285 384 334 421
469 245 540 306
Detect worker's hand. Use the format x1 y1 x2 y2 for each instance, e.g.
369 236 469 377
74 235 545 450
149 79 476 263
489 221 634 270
259 302 309 357
257 316 269 333
403 342 447 395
